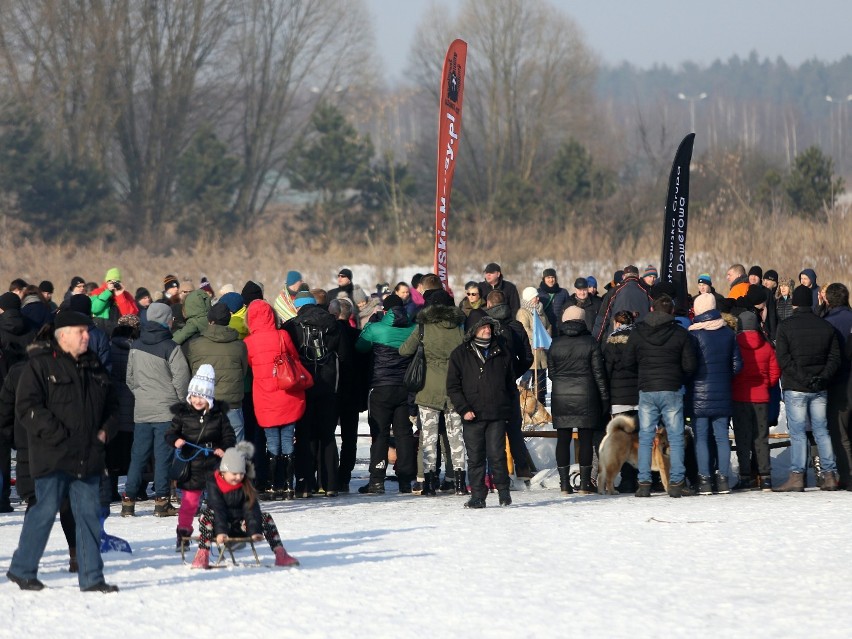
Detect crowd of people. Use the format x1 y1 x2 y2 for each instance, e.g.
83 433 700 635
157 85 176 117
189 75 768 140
1 260 850 590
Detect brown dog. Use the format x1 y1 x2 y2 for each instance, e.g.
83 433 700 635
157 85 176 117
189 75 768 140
597 413 670 494
518 384 551 430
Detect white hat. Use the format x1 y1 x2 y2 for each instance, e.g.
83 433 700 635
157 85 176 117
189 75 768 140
522 287 539 302
187 364 216 407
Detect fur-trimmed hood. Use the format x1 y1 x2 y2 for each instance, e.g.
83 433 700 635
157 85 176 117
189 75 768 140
463 315 499 343
417 303 465 328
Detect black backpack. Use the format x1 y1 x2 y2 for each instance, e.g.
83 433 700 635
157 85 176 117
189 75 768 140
299 323 333 366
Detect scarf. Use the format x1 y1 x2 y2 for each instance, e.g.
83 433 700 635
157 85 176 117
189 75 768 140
538 280 560 295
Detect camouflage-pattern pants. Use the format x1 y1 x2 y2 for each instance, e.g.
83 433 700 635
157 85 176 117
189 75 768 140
197 507 282 551
419 406 465 473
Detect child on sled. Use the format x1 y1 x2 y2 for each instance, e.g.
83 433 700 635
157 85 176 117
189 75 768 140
190 441 299 569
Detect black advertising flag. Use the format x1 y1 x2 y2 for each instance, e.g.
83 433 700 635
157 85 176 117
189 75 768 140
660 133 695 306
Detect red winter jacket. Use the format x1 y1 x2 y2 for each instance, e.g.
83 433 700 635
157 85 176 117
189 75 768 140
732 330 781 403
244 300 306 427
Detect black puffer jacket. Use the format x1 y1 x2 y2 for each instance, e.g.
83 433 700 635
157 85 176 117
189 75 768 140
206 474 263 537
0 309 36 368
285 304 343 396
165 402 235 491
623 311 697 392
603 324 639 406
16 342 118 480
109 332 136 433
447 318 516 422
547 320 609 430
0 361 30 498
486 303 533 377
776 307 840 392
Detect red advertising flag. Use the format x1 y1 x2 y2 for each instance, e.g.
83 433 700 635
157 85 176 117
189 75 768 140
433 39 467 292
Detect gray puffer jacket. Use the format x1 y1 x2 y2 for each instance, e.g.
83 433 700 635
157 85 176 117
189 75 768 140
128 322 191 422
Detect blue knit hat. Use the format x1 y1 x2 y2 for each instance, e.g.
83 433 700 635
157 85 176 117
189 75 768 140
294 291 316 308
219 292 244 313
586 276 597 289
286 270 302 287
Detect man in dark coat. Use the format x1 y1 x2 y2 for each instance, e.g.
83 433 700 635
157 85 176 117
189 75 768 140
0 291 36 369
447 310 516 508
822 283 852 488
7 310 119 592
623 295 697 498
537 268 570 329
593 265 653 342
774 285 841 492
479 262 521 318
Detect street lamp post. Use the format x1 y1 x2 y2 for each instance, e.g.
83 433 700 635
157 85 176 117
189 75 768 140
677 92 708 133
825 94 852 169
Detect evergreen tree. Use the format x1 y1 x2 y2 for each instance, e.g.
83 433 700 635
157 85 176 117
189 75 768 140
785 146 845 219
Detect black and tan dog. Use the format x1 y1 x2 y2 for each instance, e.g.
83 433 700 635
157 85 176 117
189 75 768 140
597 413 670 494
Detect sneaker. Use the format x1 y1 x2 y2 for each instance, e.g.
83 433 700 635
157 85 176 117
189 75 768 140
464 497 487 509
715 472 731 495
120 497 135 517
7 571 45 591
411 480 424 495
153 497 178 517
274 547 300 567
697 475 713 495
358 482 385 495
635 482 652 498
81 582 119 593
498 489 512 506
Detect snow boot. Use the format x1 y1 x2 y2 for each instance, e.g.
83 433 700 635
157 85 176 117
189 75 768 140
772 472 804 492
715 471 731 494
464 496 486 509
153 497 178 517
454 469 469 495
6 571 45 591
176 527 192 553
697 475 713 495
282 454 295 500
190 548 210 569
68 547 78 573
735 475 752 491
557 466 573 495
635 481 652 498
422 472 437 496
274 546 300 567
498 489 512 506
667 479 689 498
578 466 593 495
821 470 840 491
120 496 135 517
617 463 638 494
358 481 385 495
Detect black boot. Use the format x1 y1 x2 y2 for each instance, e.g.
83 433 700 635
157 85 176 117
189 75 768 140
557 466 573 495
578 466 593 495
176 527 192 553
498 488 512 506
422 471 437 496
281 454 295 499
618 463 638 494
267 455 282 501
454 469 469 495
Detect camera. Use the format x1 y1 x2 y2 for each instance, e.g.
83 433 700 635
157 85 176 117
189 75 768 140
110 280 122 291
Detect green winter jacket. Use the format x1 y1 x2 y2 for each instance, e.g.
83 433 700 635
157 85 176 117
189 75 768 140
186 324 248 406
399 304 465 410
173 290 212 345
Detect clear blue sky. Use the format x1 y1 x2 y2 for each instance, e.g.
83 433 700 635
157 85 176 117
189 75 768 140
366 0 852 84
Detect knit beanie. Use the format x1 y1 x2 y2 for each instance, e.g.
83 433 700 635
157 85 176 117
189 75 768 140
351 286 368 305
294 290 316 308
135 287 152 303
465 308 489 333
338 268 353 280
241 280 264 303
763 270 778 283
792 285 813 307
522 287 539 302
642 265 658 279
163 275 179 291
39 280 54 294
187 363 216 407
105 267 122 283
693 293 716 316
218 283 236 297
219 441 256 478
199 277 214 295
208 302 231 326
737 311 760 333
0 291 21 311
66 293 93 316
69 276 86 290
748 265 763 280
562 306 586 322
286 270 303 287
146 302 172 327
586 276 597 289
219 292 244 313
697 273 712 285
382 293 404 310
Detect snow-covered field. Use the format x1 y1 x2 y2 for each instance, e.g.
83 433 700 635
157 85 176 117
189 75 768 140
3 419 851 638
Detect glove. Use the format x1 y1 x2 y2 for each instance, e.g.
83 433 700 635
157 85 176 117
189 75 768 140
807 376 827 392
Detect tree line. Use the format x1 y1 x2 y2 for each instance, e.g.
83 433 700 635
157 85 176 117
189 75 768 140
0 0 847 247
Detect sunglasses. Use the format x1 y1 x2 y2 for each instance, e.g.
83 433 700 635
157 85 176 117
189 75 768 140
466 292 479 297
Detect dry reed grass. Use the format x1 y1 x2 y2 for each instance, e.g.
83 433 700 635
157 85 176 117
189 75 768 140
2 206 850 299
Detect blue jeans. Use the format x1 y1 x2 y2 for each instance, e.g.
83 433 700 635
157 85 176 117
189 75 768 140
125 422 173 498
264 425 295 456
784 390 836 473
694 416 732 477
10 472 104 589
638 391 685 483
227 407 245 442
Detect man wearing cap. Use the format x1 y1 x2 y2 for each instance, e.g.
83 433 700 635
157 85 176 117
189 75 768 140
64 276 87 303
642 265 658 289
123 302 190 517
38 281 57 312
7 309 119 592
327 268 356 304
592 265 653 342
479 263 521 318
774 285 841 492
90 268 139 325
186 302 248 441
697 273 726 311
355 294 417 494
159 275 180 303
586 276 602 306
565 277 598 332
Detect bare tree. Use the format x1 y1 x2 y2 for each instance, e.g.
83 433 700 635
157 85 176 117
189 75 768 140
409 0 597 213
224 0 373 230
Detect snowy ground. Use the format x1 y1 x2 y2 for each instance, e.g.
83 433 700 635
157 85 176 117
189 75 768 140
3 420 852 638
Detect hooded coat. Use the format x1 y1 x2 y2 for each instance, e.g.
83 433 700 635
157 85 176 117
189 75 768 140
603 324 639 406
173 289 213 346
799 268 820 309
399 304 465 410
186 323 248 406
732 330 781 403
244 300 306 426
285 303 344 396
548 319 609 430
623 310 697 392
